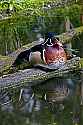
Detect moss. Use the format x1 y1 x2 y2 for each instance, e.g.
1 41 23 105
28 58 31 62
0 55 14 75
0 3 82 55
80 58 83 68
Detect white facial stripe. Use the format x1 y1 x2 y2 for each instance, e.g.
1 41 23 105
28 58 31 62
50 38 53 45
42 38 49 45
47 44 53 46
42 38 54 46
43 49 46 63
47 38 53 46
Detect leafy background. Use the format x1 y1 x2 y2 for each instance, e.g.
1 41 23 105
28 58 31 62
0 0 82 55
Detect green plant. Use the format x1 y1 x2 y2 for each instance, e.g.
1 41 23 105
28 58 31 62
0 1 82 55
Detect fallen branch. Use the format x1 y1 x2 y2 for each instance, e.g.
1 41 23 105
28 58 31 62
0 57 80 90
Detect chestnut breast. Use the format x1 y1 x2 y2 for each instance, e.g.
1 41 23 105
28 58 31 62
44 44 67 64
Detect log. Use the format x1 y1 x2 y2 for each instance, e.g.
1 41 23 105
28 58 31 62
0 57 80 91
0 26 82 91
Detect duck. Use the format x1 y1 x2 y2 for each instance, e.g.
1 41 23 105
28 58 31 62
12 43 44 68
43 36 67 66
12 32 70 71
12 32 54 67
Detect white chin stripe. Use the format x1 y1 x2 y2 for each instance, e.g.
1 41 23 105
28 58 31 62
47 44 53 46
42 49 46 63
42 38 53 46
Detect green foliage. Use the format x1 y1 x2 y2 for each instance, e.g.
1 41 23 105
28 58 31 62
0 0 82 55
0 0 52 12
68 4 81 27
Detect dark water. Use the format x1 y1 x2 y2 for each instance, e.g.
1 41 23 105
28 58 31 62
0 71 83 125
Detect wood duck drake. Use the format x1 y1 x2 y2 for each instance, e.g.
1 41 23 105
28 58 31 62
12 32 71 71
43 33 67 66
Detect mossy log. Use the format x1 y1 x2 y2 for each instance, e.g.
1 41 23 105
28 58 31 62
0 26 82 90
0 57 81 90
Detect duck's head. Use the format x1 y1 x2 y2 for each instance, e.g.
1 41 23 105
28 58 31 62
43 32 63 47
